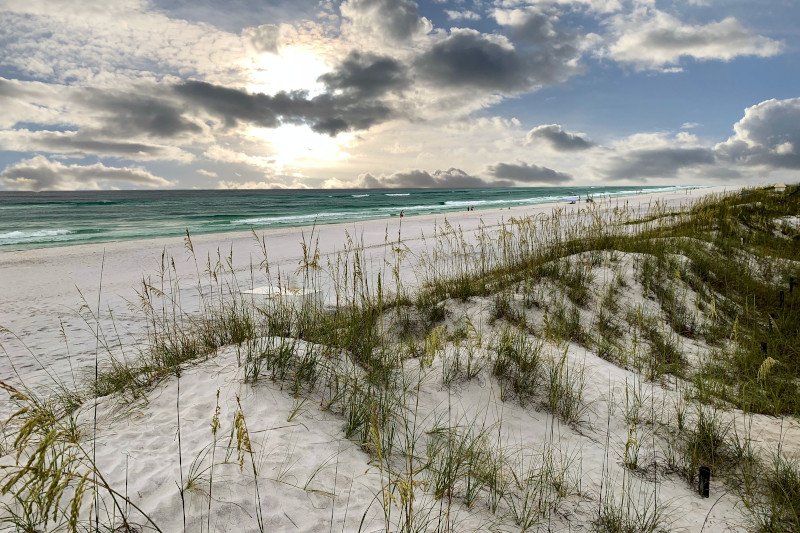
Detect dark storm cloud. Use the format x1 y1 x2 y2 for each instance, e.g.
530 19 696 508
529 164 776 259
357 168 511 188
487 161 573 184
414 30 529 92
527 124 594 151
1 75 396 147
319 51 409 98
76 90 203 138
604 148 715 179
174 81 394 135
414 16 580 94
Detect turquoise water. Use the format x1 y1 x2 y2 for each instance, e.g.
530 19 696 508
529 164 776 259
0 186 687 250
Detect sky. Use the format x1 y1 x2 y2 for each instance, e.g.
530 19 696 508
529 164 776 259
0 0 798 190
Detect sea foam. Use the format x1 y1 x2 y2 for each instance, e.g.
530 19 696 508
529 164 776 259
0 229 74 244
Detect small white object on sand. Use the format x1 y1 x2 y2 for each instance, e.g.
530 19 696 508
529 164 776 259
242 285 324 309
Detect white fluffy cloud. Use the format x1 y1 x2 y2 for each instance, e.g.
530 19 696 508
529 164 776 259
526 124 594 151
716 98 800 169
0 0 248 86
445 9 481 21
339 0 432 46
0 156 173 190
603 7 782 71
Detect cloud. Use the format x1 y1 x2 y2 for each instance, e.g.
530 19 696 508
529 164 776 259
602 147 715 179
1 75 394 150
340 0 431 44
0 129 193 161
715 97 800 169
414 29 531 92
244 24 281 53
0 1 247 86
462 7 583 90
445 10 481 21
493 6 561 44
352 168 509 188
543 0 623 13
203 145 276 169
526 124 594 151
604 8 782 70
0 78 203 140
174 80 394 135
487 161 573 184
75 89 204 139
318 51 409 98
0 156 173 191
217 179 310 189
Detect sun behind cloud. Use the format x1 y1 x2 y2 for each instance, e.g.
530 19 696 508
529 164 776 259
246 124 355 170
246 45 331 96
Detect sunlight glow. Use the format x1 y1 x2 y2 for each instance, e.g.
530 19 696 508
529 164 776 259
246 46 330 95
247 124 354 168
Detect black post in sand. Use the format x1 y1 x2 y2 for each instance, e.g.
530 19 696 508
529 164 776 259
791 277 796 294
699 466 711 498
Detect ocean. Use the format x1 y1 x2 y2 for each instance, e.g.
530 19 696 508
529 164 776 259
0 186 688 250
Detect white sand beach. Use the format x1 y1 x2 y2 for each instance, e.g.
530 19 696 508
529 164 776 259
0 186 724 393
2 184 799 533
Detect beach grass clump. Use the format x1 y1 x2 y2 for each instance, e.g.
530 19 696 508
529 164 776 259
593 490 667 533
92 301 258 400
508 437 583 530
624 308 686 381
441 343 484 387
535 258 595 308
424 421 500 505
595 306 625 363
492 328 543 404
677 405 734 487
241 336 323 394
543 300 590 347
755 452 800 532
546 350 587 426
0 381 159 533
490 291 526 328
732 443 800 532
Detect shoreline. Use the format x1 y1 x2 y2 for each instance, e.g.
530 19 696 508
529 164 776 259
0 185 725 262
